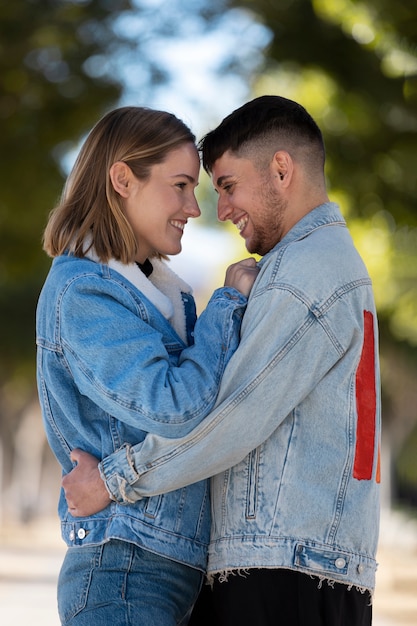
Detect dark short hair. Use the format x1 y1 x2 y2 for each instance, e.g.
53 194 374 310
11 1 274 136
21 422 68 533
200 95 325 172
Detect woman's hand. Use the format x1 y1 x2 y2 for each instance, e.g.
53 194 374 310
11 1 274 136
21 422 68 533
224 258 259 298
62 448 112 517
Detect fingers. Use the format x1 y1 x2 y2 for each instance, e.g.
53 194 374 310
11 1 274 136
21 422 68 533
69 448 100 467
69 448 82 464
62 448 110 518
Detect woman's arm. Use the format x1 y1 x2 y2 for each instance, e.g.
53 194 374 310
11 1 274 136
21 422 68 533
59 260 256 439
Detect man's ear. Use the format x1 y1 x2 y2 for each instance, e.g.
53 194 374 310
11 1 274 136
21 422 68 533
109 161 132 198
272 151 293 187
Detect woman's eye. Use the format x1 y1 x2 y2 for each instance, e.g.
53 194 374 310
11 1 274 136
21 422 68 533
176 182 187 190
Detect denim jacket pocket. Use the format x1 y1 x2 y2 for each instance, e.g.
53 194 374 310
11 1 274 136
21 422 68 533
246 447 261 519
144 494 162 519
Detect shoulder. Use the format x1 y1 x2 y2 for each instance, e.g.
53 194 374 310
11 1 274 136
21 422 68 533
43 254 144 312
254 222 370 311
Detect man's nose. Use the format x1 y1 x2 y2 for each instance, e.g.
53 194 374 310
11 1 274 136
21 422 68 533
217 195 233 222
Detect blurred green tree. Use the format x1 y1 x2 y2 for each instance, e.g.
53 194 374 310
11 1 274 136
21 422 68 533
0 0 134 386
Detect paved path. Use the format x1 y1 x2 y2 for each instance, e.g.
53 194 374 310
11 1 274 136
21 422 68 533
1 511 417 625
0 517 63 625
372 510 417 626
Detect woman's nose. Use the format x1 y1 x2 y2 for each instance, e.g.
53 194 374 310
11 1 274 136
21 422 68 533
185 195 201 218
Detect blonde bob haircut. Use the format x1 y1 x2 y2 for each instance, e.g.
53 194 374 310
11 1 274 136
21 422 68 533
43 106 196 263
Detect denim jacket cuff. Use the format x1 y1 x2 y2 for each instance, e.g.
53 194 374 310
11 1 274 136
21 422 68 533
98 444 142 504
210 287 248 306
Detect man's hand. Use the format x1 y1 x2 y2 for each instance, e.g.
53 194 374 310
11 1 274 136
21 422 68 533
62 448 112 517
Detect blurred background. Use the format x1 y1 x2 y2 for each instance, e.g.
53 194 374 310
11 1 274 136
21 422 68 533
0 0 416 624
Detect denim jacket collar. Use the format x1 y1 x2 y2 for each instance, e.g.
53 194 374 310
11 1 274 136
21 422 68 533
259 201 344 269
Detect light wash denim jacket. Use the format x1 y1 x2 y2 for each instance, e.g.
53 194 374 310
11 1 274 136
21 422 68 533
99 203 381 592
36 253 247 572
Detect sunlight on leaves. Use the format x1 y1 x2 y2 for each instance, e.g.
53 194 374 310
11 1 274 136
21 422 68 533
349 214 394 308
350 214 417 345
313 0 416 78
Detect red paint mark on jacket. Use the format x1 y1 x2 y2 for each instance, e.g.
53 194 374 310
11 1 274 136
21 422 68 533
353 310 377 481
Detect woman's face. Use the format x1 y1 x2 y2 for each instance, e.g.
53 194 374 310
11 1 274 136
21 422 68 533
122 142 201 263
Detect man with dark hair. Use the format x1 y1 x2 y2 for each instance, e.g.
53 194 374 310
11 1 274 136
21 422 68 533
65 96 381 626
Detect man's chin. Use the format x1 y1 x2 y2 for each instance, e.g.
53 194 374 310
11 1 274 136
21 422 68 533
244 238 257 255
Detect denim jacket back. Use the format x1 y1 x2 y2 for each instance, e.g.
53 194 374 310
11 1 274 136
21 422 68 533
99 203 381 592
36 254 247 571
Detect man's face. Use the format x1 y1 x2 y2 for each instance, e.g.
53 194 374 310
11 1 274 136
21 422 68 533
211 150 286 256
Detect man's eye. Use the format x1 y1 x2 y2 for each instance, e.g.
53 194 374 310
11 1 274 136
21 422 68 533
223 184 233 193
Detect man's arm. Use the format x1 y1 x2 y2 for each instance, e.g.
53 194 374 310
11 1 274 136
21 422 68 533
64 285 348 516
97 285 347 503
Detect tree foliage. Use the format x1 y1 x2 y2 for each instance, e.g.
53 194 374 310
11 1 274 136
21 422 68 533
0 0 133 381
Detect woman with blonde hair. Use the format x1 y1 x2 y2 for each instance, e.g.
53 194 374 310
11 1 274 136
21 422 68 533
36 106 257 625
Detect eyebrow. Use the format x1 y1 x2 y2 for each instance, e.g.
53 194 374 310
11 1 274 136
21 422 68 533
215 175 232 188
172 173 197 184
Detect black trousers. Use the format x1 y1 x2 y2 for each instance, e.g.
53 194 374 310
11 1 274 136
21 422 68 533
189 568 372 626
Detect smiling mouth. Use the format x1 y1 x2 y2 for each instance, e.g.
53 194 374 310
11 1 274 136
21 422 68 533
170 220 185 231
236 216 248 233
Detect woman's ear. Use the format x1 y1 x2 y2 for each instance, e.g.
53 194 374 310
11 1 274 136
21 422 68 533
109 161 132 198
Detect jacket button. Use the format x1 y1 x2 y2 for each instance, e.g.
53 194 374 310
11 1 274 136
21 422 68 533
69 530 75 541
335 557 346 569
77 528 86 539
357 564 364 574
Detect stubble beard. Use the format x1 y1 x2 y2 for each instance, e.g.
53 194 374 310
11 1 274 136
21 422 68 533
247 180 286 256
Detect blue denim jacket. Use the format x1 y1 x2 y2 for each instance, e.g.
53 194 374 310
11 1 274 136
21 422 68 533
99 203 381 592
36 254 247 572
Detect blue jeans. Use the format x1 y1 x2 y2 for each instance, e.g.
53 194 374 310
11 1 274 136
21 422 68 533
58 539 203 625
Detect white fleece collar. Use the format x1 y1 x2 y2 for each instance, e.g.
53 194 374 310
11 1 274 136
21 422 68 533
84 246 192 343
148 258 193 344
